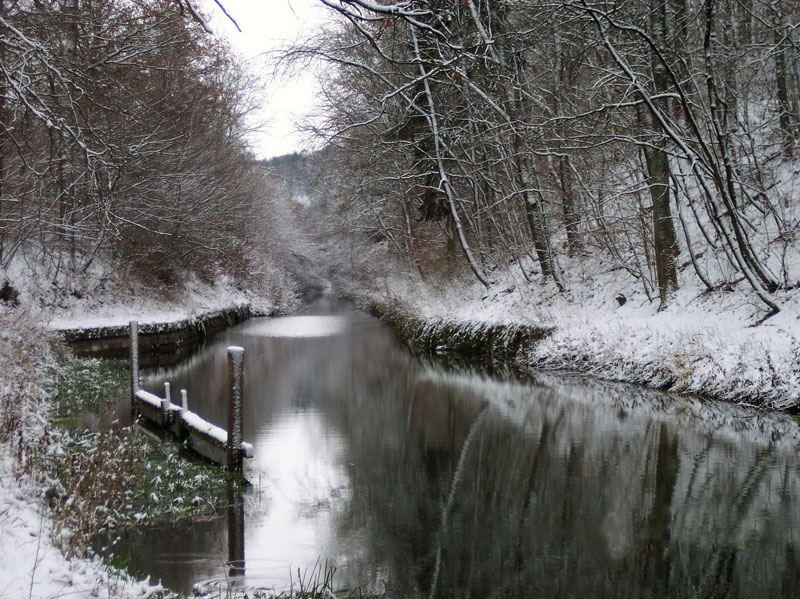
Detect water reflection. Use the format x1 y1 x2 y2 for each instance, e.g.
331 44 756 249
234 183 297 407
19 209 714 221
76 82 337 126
227 483 245 579
243 315 349 338
121 299 800 598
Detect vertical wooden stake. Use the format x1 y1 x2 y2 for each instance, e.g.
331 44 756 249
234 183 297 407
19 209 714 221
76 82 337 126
176 389 189 439
227 346 245 472
129 320 139 412
162 382 172 427
227 481 246 577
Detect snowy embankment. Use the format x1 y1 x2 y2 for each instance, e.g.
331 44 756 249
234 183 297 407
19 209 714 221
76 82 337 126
0 457 163 599
0 276 293 599
360 264 800 412
45 276 279 333
0 311 163 599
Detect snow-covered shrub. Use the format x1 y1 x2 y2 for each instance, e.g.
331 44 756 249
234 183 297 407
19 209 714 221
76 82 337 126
0 310 58 446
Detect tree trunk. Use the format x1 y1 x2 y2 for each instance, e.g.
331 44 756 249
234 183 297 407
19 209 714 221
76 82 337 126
0 0 6 263
646 143 679 305
517 156 555 279
560 155 581 257
738 0 752 46
554 29 582 257
409 27 489 287
649 0 679 305
773 3 794 157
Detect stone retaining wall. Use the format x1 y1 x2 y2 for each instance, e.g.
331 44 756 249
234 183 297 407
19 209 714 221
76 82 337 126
56 304 253 359
368 302 553 371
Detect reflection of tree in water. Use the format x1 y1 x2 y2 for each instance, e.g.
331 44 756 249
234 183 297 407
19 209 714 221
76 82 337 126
323 362 800 599
143 313 800 598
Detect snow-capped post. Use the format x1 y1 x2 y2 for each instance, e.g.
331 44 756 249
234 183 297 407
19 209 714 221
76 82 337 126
129 320 139 412
175 389 189 439
162 382 172 427
227 346 245 472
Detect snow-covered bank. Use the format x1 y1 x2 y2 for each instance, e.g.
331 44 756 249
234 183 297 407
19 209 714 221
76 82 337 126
43 276 290 333
354 264 800 412
0 311 165 599
0 457 163 599
0 272 301 599
57 304 254 362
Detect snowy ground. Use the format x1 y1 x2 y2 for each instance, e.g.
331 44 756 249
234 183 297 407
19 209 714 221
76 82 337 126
0 453 163 599
363 253 800 411
0 308 170 599
43 276 278 332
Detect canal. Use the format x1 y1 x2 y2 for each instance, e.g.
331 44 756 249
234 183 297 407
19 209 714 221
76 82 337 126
114 297 800 598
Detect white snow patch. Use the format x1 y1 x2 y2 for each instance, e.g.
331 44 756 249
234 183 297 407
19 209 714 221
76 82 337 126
135 389 163 410
0 457 163 599
181 411 229 446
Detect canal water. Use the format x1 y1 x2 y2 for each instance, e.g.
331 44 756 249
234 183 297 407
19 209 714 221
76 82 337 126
119 297 800 598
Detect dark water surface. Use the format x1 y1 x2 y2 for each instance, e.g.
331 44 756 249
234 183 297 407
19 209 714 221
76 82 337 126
121 297 800 598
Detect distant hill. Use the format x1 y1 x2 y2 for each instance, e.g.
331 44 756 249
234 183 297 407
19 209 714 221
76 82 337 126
257 153 314 203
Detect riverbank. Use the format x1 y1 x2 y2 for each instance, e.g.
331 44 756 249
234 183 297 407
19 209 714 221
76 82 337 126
46 275 301 360
0 278 299 599
57 304 255 360
349 267 800 412
0 311 165 598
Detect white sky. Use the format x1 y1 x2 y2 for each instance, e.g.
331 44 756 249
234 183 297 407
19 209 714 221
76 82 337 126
203 0 330 159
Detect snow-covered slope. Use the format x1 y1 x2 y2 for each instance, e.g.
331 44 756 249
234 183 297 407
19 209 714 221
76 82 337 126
359 253 800 410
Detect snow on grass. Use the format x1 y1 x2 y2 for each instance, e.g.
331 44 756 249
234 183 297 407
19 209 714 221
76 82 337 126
0 311 164 598
0 452 163 599
1 251 301 332
360 252 800 410
44 273 266 331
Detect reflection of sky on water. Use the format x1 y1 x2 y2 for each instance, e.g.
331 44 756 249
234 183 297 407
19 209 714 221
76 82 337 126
242 407 350 591
243 315 349 338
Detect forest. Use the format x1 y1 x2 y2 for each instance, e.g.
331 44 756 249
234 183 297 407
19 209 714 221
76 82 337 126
4 0 799 319
0 0 299 306
288 0 800 317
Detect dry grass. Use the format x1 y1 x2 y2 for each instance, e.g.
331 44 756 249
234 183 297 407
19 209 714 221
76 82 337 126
0 309 237 563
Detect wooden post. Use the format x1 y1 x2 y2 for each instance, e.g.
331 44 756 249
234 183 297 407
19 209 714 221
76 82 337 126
162 382 172 427
227 346 245 472
129 320 139 412
176 389 189 439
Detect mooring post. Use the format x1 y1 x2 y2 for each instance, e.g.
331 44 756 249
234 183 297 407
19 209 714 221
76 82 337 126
129 320 139 413
162 382 172 427
227 481 246 578
175 389 189 439
227 346 245 472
